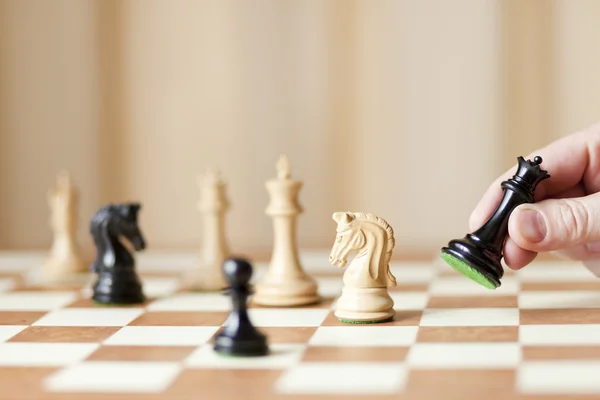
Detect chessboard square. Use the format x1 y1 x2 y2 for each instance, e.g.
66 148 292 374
32 308 144 327
128 311 228 326
87 345 197 362
390 292 429 310
247 308 329 327
521 281 600 291
519 291 600 309
429 275 519 296
0 326 27 342
0 342 98 366
309 326 418 346
302 346 409 362
43 361 181 393
275 362 406 395
258 327 317 343
147 293 231 311
518 263 594 282
523 346 600 360
0 366 58 398
406 368 516 398
389 262 436 283
166 369 284 399
427 295 518 308
0 311 47 325
8 326 120 343
0 278 15 293
520 324 600 345
0 292 77 311
407 343 521 368
517 361 600 394
186 343 305 369
419 308 519 326
139 276 181 298
520 308 600 324
103 326 219 346
417 326 519 343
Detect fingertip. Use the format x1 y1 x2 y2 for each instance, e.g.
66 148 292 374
504 237 537 270
508 204 548 252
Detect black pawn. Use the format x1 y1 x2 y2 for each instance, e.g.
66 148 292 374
441 156 550 288
213 258 269 357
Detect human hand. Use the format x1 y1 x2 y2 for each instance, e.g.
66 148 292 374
469 122 600 276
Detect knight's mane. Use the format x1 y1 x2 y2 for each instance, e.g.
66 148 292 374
90 204 114 234
351 212 395 265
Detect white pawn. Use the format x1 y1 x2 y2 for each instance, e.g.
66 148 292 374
329 212 397 323
253 155 320 306
43 171 86 281
186 167 230 291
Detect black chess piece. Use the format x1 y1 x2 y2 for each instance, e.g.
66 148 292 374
214 258 269 357
441 156 550 289
90 203 146 304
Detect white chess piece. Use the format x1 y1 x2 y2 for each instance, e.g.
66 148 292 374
329 212 397 323
187 167 230 290
253 155 320 306
43 171 86 280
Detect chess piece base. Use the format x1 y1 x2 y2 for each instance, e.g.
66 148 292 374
213 332 269 357
253 273 320 306
335 287 395 323
92 270 145 304
441 233 503 289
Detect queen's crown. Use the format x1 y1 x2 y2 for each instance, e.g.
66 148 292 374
512 156 551 189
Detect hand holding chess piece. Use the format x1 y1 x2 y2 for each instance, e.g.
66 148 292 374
465 123 600 279
43 171 86 282
329 212 397 323
441 156 550 289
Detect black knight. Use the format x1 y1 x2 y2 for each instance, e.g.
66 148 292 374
90 203 146 304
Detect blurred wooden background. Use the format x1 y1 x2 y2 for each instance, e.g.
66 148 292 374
0 0 599 256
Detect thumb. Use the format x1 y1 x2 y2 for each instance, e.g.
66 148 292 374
509 193 600 253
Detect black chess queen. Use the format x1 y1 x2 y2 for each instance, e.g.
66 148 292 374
90 203 146 304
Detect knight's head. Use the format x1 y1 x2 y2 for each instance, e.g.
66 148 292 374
113 203 146 251
329 212 365 268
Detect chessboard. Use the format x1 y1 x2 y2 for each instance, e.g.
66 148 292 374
1 250 600 400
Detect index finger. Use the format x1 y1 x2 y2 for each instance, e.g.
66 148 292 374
469 122 600 231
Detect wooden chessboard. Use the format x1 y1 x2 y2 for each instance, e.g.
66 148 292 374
1 250 600 400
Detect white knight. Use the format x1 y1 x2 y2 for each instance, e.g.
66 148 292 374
330 211 397 323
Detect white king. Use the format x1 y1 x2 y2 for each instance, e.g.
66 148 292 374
253 155 320 306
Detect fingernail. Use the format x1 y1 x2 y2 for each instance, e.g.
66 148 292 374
586 242 600 253
518 209 547 243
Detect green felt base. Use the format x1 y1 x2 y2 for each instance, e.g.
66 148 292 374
92 300 145 306
215 351 270 358
338 316 394 324
440 252 497 290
